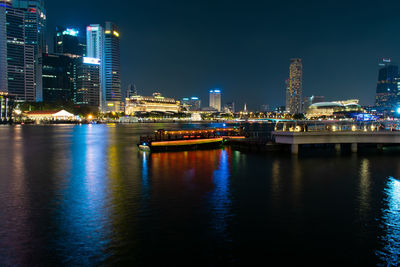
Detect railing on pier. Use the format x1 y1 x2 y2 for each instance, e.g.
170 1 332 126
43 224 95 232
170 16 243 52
273 121 396 133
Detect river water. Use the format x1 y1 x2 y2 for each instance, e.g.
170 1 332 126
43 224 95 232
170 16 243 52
0 123 399 266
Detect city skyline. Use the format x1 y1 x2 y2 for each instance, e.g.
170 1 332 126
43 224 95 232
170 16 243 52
44 0 400 109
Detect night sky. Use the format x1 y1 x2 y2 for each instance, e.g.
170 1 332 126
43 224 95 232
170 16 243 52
46 0 400 110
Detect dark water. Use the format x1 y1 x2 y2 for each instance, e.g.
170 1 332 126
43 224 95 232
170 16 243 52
0 123 399 266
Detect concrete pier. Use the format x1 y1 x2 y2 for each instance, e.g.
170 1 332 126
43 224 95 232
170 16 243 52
272 131 400 154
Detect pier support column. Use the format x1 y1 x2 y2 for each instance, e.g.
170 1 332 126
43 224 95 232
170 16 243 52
351 143 358 153
377 144 383 151
334 144 341 153
291 144 299 154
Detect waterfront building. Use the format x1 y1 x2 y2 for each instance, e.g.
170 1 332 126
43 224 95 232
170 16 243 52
42 53 74 103
0 2 35 101
125 93 180 114
375 58 399 111
12 0 46 101
75 57 100 107
303 95 325 111
286 58 303 114
0 92 15 123
182 96 201 111
209 89 221 112
54 26 84 58
25 109 75 121
306 99 363 119
104 22 122 112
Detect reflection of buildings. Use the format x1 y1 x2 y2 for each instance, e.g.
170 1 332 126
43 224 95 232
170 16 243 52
125 93 180 114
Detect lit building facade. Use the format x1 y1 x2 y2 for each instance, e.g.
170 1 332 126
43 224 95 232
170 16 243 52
0 92 15 123
54 26 84 57
86 24 105 110
104 22 122 111
209 89 221 111
286 58 303 114
182 96 201 111
125 93 180 114
306 99 363 118
0 3 35 101
75 57 100 107
12 0 46 102
42 53 74 103
375 58 399 111
303 95 325 111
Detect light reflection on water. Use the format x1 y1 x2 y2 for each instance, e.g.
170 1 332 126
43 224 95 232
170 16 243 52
0 124 400 265
377 177 400 265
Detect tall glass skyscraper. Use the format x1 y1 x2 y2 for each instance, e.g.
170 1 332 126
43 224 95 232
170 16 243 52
0 1 35 101
104 21 122 111
286 58 303 114
375 58 399 111
86 24 105 110
54 26 84 57
12 0 46 102
209 89 221 111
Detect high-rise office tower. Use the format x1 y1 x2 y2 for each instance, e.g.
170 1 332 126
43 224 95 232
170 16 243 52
75 57 100 107
86 24 104 110
375 58 399 111
209 89 221 111
286 58 303 114
104 22 122 111
54 26 84 57
12 0 46 102
42 53 74 103
0 2 35 101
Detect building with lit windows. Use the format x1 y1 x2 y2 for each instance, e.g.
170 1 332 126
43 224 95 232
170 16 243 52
303 95 325 111
0 92 15 123
0 2 35 101
306 99 363 119
182 96 201 111
125 93 180 114
209 89 221 111
286 58 303 114
375 58 399 111
42 53 74 103
104 22 122 112
54 26 84 57
75 57 100 107
12 0 46 101
86 24 105 110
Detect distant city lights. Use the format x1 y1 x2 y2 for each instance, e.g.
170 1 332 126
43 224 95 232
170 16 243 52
63 28 79 36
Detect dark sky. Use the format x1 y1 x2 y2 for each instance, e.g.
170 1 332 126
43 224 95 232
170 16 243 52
46 0 400 110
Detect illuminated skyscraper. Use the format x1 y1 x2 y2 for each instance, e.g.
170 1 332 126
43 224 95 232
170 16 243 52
286 58 303 114
0 1 35 101
75 57 100 107
54 26 84 57
104 21 122 111
86 24 105 110
209 89 221 111
12 0 46 101
375 58 399 111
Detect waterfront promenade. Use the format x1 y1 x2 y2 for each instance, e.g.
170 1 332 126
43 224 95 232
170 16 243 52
271 121 400 154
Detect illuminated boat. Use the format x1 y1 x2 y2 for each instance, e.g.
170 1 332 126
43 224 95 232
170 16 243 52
138 127 247 151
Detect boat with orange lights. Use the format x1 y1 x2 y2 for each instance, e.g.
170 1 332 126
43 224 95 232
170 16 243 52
138 127 247 151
